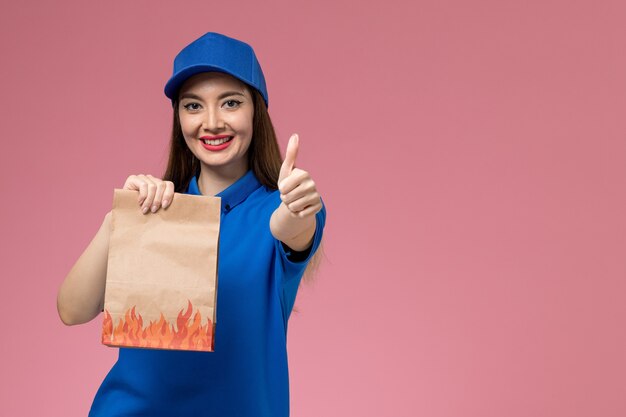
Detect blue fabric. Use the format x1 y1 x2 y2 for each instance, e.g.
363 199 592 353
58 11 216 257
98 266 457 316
88 169 326 417
163 32 269 108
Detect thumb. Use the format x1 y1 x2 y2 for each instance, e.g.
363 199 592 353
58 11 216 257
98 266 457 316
278 133 299 188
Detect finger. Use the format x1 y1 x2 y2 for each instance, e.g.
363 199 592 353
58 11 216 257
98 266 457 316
162 181 175 209
280 176 313 204
278 134 299 188
147 175 166 212
123 174 149 205
123 175 136 190
296 201 322 218
139 175 157 214
279 167 308 196
123 175 145 195
285 193 319 213
280 185 304 205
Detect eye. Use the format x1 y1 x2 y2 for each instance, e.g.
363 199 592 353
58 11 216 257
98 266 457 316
223 100 242 109
183 102 201 111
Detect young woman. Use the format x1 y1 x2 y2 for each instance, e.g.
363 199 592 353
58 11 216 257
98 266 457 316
57 32 327 416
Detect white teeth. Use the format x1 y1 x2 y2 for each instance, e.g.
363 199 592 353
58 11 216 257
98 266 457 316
203 137 232 145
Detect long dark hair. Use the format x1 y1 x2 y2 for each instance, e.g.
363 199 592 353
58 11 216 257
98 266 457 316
161 87 325 292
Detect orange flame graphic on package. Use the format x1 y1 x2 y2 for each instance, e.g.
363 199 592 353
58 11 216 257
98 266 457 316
102 300 214 352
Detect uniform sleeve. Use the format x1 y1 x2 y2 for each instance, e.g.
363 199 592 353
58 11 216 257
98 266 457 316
273 196 326 279
273 196 327 324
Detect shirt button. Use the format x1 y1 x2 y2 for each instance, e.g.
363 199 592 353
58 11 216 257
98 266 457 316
225 204 231 211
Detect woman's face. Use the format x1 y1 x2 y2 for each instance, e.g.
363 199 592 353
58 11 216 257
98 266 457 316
178 71 254 174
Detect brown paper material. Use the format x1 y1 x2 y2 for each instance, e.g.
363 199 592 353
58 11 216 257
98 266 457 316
101 189 220 352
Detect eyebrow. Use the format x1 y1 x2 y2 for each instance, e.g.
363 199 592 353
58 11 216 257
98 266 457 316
179 91 246 101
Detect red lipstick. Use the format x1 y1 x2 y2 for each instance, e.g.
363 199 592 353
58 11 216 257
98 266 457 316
200 135 231 140
199 135 234 151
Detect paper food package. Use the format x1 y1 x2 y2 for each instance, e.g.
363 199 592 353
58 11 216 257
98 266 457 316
101 189 220 352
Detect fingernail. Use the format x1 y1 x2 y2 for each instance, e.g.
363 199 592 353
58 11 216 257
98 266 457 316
162 200 169 208
142 206 149 214
151 205 157 213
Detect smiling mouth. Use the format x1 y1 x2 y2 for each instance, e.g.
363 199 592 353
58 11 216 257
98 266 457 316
201 136 233 145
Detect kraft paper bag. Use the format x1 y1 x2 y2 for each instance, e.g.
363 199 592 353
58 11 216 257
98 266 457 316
101 189 221 352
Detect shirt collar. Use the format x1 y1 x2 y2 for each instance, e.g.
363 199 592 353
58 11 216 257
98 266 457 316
186 169 263 214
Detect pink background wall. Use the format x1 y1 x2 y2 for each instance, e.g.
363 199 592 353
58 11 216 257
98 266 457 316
1 0 624 416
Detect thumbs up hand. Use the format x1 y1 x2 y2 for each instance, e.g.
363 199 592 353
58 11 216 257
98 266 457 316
277 133 322 218
270 134 322 247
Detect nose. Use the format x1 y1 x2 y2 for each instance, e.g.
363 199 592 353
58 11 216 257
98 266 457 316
202 106 225 131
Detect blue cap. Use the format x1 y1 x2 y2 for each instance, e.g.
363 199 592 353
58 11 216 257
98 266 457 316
164 32 269 108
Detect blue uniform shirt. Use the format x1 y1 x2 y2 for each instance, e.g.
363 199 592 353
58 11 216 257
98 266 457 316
88 169 326 416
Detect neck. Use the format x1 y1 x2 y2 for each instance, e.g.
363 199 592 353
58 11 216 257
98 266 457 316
197 161 249 196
